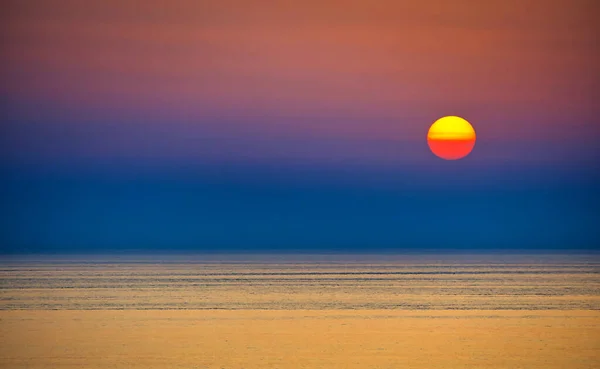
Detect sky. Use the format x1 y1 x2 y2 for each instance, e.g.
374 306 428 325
1 0 598 253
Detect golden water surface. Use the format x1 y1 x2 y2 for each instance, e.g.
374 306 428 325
1 255 599 368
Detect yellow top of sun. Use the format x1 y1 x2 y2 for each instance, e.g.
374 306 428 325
427 116 476 140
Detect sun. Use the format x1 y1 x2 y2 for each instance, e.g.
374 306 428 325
427 116 476 160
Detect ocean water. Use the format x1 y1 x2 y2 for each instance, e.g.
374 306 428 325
1 254 599 310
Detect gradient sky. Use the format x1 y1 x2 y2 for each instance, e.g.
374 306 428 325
1 0 598 253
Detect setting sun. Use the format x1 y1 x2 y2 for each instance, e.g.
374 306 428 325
427 116 476 160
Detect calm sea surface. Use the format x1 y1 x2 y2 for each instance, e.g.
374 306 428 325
1 254 599 310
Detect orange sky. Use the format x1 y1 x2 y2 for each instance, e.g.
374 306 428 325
2 1 600 252
2 0 598 143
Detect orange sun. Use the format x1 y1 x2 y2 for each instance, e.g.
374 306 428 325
427 116 476 160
